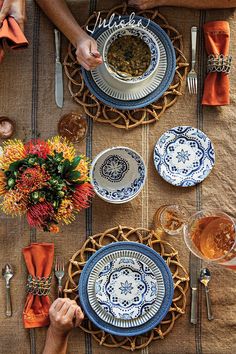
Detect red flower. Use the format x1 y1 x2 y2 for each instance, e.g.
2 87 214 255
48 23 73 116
27 202 54 229
25 140 50 159
73 182 94 211
17 165 49 193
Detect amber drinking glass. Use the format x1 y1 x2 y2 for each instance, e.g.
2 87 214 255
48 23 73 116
184 210 236 270
154 204 189 236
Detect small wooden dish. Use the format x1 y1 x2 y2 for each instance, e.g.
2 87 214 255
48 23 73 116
0 117 15 139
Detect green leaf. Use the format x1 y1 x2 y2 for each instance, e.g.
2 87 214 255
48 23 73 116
67 171 81 181
71 156 81 170
9 160 23 171
62 159 71 174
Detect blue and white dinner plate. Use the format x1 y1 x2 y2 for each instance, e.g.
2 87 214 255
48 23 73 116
153 126 215 187
79 242 174 336
82 16 176 110
92 24 167 101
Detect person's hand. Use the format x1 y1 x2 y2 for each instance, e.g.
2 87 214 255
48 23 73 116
128 0 158 10
75 33 102 71
0 0 26 31
48 298 84 338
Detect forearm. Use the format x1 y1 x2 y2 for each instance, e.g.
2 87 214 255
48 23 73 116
35 0 86 47
157 0 236 9
42 326 69 354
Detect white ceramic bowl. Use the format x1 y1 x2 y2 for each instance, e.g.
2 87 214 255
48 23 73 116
102 26 160 84
90 147 146 204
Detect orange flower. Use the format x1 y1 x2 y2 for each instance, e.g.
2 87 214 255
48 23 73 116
0 139 26 170
16 165 49 193
47 136 75 161
0 171 7 196
56 199 75 225
1 190 27 215
75 157 90 182
49 224 60 233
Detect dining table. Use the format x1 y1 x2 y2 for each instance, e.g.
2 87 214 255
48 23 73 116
0 1 236 353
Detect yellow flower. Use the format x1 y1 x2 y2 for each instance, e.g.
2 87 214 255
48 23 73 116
75 157 90 182
55 199 75 225
0 139 26 170
1 190 27 215
47 136 75 161
0 171 7 196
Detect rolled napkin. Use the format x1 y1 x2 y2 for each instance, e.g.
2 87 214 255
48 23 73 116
22 243 54 328
0 0 28 63
202 21 231 106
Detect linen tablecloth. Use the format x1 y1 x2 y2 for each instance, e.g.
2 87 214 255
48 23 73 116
0 1 235 353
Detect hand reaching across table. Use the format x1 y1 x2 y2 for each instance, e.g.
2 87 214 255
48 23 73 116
35 0 102 70
43 298 84 354
0 0 25 31
128 0 236 9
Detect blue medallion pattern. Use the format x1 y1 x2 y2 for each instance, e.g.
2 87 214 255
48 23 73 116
82 243 172 334
100 154 129 182
95 257 158 320
92 148 146 202
176 149 191 163
153 126 215 187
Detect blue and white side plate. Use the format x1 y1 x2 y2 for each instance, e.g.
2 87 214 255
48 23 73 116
90 147 146 203
153 126 215 187
79 242 174 336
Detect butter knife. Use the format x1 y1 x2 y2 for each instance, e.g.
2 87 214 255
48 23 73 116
190 256 198 324
54 29 63 108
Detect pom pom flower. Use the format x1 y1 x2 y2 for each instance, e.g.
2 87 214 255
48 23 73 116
0 137 94 232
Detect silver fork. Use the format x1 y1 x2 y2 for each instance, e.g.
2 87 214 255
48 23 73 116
187 26 198 94
54 257 65 298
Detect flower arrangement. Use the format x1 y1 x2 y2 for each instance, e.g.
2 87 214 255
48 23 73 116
0 137 94 232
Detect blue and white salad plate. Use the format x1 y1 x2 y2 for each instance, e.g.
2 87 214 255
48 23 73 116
82 16 176 110
90 147 146 203
153 126 215 187
79 242 174 336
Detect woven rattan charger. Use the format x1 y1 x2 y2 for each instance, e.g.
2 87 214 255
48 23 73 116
64 226 189 351
63 3 189 130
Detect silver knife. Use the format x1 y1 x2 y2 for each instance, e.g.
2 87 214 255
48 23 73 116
190 255 198 324
54 29 63 108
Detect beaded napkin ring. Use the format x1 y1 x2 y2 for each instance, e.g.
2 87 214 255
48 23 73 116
207 54 232 74
26 275 52 296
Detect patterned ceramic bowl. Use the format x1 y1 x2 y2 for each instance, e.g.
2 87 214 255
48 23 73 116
102 25 160 84
90 147 146 203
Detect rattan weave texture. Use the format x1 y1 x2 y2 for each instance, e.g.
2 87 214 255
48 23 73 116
63 4 189 130
64 226 189 351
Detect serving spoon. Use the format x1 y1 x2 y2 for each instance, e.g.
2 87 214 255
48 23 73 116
199 268 214 321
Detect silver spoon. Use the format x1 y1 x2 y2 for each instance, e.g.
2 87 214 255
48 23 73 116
103 61 134 79
199 268 214 321
2 264 14 317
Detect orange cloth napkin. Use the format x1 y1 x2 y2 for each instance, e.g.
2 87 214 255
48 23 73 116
202 21 230 106
22 243 54 329
0 0 28 63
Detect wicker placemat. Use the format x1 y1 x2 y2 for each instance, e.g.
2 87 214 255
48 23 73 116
64 226 189 351
63 3 189 130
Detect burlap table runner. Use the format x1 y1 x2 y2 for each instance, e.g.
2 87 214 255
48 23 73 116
0 1 235 354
